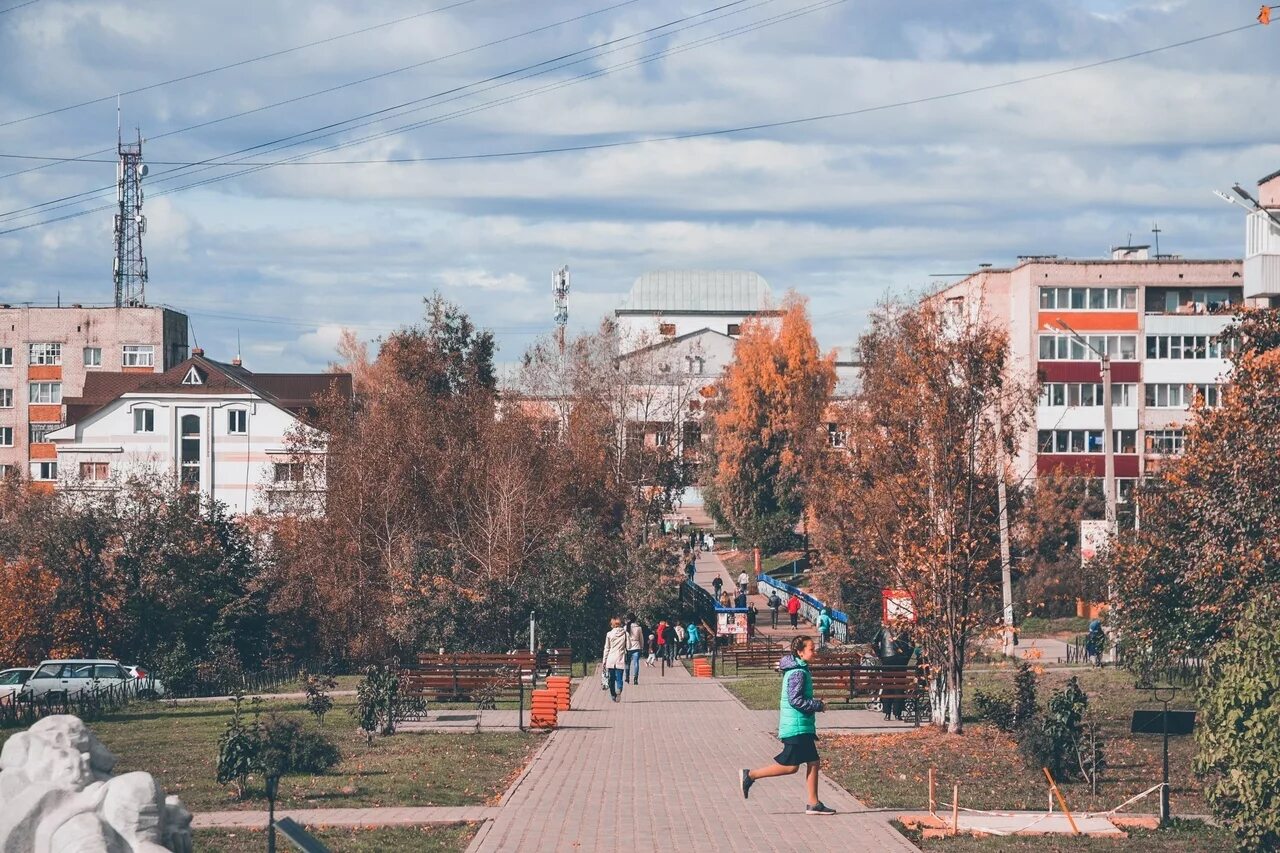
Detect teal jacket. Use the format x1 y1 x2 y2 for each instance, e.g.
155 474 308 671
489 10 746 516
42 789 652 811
817 612 832 633
778 655 823 738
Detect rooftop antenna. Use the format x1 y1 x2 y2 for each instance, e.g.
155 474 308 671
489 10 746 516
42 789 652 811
553 265 570 355
1151 221 1162 257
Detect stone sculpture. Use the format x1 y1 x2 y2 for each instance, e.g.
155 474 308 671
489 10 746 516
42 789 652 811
0 715 192 853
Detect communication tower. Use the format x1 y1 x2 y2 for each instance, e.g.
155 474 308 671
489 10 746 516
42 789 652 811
113 129 148 307
553 265 570 353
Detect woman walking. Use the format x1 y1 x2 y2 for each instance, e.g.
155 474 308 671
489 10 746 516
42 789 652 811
602 617 628 702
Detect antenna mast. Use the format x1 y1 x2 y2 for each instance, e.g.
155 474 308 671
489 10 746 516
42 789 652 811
113 127 148 307
553 265 570 354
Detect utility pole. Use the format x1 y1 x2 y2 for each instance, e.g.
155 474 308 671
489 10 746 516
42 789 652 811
994 408 1015 655
1056 321 1117 537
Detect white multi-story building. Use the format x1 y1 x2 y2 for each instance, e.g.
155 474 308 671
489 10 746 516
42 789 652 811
47 350 351 514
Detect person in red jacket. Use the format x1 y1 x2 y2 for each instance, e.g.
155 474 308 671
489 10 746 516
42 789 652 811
787 595 801 629
655 619 669 660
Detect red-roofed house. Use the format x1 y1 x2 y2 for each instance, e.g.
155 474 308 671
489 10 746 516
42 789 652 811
47 350 351 514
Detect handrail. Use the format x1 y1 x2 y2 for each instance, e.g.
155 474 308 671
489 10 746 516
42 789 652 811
756 575 850 643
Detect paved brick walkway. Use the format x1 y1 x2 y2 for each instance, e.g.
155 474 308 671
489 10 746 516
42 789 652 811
466 663 919 852
193 806 498 829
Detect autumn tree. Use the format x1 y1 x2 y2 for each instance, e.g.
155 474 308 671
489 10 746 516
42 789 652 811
1009 468 1108 617
810 299 1034 731
1107 309 1280 658
705 295 835 551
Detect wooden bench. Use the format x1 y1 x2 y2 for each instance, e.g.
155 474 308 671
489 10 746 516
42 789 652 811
538 648 573 677
401 661 529 730
807 663 925 725
728 646 786 674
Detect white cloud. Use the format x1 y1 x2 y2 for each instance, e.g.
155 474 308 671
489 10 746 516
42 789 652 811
436 267 530 292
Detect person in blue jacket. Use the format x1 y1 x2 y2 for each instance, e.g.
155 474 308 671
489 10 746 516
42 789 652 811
738 636 836 815
685 621 701 657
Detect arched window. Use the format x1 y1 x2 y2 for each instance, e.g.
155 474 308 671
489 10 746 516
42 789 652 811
179 414 201 487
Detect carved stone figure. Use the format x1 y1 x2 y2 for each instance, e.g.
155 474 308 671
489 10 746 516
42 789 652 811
0 715 191 853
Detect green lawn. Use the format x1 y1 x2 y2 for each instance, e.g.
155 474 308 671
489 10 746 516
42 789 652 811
1 697 543 812
822 667 1207 817
898 819 1235 852
1017 616 1092 638
194 823 477 852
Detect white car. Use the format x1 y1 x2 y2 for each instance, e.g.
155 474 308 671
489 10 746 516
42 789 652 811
21 659 165 701
0 667 34 699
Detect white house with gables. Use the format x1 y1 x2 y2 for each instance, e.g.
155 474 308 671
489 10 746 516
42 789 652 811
47 350 351 514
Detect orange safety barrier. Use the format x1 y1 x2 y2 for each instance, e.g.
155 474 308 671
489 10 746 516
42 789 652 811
692 659 713 678
546 675 572 711
529 688 558 729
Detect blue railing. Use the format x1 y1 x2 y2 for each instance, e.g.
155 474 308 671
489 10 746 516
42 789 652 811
756 575 849 643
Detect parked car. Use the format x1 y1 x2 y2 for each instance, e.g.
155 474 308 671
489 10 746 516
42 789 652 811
0 667 34 699
20 659 166 701
122 664 166 699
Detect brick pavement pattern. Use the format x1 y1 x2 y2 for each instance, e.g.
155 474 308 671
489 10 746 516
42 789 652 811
467 663 920 852
193 806 498 829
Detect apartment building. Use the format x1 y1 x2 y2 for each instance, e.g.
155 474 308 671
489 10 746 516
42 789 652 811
932 248 1244 499
48 351 351 514
0 305 188 483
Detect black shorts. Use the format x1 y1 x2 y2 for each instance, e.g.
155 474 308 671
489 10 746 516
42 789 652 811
774 734 819 766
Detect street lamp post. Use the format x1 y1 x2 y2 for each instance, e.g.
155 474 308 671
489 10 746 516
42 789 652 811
1056 321 1118 536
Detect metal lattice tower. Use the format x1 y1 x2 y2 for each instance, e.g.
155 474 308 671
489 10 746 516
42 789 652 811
553 265 570 353
113 131 148 307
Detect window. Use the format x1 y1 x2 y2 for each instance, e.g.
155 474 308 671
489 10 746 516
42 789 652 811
1038 334 1137 361
83 347 102 367
658 323 676 336
827 423 847 449
1145 335 1228 360
684 356 705 375
1039 383 1135 407
29 423 60 444
28 382 61 404
1147 429 1185 455
121 345 154 367
179 414 201 487
27 343 61 365
133 408 155 433
1036 429 1136 454
0 465 10 478
227 409 247 434
0 389 10 408
30 461 57 481
0 427 11 447
273 462 305 483
1038 286 1136 310
0 348 10 367
727 323 741 336
79 462 110 481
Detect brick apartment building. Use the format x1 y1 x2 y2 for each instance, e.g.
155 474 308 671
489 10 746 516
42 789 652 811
931 247 1245 502
0 305 188 483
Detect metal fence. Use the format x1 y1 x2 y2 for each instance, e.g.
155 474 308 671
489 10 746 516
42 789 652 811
1066 634 1205 687
755 575 849 643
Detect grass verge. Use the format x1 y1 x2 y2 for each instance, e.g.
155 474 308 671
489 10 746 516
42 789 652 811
895 818 1235 852
1 697 544 812
194 822 478 852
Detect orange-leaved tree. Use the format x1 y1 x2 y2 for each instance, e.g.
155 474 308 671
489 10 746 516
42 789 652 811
811 299 1034 732
705 294 835 551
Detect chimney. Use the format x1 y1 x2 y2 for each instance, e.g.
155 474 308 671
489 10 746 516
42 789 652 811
232 356 242 367
192 347 204 357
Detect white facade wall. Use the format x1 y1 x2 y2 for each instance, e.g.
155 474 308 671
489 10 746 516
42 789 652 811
52 391 307 514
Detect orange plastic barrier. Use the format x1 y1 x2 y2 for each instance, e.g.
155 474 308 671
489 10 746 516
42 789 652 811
692 659 713 678
546 675 572 711
530 688 558 729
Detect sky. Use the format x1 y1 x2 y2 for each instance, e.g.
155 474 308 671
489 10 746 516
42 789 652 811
0 0 1277 371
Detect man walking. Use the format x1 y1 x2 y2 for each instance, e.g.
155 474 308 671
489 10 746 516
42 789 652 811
787 594 800 629
769 592 782 628
624 613 645 684
662 620 678 664
739 636 835 815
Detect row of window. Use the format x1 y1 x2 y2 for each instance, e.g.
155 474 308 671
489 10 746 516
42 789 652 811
1039 334 1138 361
132 408 249 434
6 460 303 484
1037 334 1233 361
1037 428 1187 455
0 344 154 368
1039 287 1139 311
1039 382 1224 409
1038 430 1139 454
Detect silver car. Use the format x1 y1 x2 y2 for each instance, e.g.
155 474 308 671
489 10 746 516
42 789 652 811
21 659 165 701
0 667 34 699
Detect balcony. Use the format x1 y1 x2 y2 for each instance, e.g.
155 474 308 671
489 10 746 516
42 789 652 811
1143 287 1241 316
1244 209 1280 298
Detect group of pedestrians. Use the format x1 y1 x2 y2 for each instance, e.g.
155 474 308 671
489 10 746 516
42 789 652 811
601 613 705 702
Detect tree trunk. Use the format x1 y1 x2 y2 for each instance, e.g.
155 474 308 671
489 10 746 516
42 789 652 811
946 657 965 734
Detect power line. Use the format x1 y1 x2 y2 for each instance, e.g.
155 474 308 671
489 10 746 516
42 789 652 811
0 0 645 182
0 17 1261 236
0 0 40 14
0 0 486 129
0 0 779 222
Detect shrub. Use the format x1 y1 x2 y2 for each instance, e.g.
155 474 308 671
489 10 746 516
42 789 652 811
1195 593 1280 853
352 663 399 743
972 663 1036 734
974 689 1016 732
215 693 260 800
260 715 341 775
1017 676 1103 785
301 669 337 725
